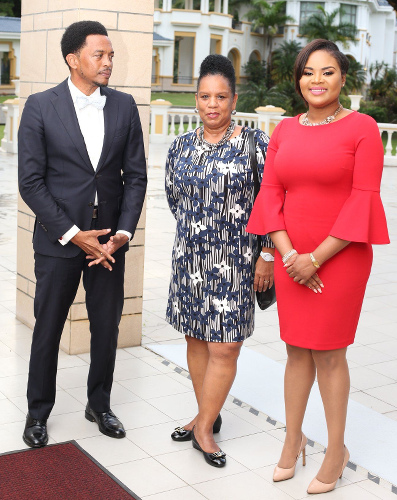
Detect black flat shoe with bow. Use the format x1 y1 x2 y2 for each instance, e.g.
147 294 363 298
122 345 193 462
191 426 226 468
171 413 222 442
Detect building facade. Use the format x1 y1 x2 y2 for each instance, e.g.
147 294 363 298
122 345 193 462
152 0 396 92
0 17 20 95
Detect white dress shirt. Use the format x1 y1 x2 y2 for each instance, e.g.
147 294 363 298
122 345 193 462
59 78 131 245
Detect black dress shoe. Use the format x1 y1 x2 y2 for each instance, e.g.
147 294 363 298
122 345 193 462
23 413 48 448
191 426 226 468
171 413 222 442
85 403 126 439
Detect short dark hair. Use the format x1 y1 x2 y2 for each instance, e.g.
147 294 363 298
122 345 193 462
61 21 108 67
197 54 236 95
294 39 350 101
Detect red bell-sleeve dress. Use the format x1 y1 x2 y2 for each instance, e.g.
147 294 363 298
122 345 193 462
246 112 389 350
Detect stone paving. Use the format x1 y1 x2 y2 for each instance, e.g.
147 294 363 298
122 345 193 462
0 146 396 499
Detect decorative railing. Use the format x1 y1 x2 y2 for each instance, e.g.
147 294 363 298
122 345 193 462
168 108 201 137
150 100 396 167
150 100 284 144
233 112 259 129
379 123 397 167
166 108 259 138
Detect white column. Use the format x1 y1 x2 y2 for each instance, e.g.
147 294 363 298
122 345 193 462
201 0 209 14
223 0 229 14
214 0 221 12
185 0 193 8
164 0 173 11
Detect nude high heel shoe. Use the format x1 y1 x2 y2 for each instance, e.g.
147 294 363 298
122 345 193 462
307 446 350 495
273 433 307 482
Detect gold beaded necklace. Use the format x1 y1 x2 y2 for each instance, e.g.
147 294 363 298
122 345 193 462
301 103 343 126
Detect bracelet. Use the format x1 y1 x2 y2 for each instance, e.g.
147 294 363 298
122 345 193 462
282 249 297 264
310 252 321 268
260 252 275 262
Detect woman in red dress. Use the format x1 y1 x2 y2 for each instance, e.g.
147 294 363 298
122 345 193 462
247 39 389 495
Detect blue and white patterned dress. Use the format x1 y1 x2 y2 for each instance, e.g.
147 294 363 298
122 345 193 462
165 127 272 342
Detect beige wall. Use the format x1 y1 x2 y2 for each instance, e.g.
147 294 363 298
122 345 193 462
17 0 154 354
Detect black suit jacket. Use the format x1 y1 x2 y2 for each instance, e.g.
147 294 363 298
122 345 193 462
18 79 147 258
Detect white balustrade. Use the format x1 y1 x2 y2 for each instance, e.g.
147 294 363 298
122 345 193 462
1 98 20 154
168 108 201 139
150 101 397 166
233 112 258 129
378 123 397 167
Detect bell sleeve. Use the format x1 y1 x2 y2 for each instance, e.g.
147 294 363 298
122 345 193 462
246 121 286 236
252 130 275 248
165 139 180 220
330 115 389 244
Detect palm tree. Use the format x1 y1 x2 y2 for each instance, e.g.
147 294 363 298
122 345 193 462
343 58 366 95
237 81 286 113
271 40 302 84
245 0 295 69
300 6 358 49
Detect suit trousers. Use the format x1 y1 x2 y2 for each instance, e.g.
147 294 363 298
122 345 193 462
27 223 125 420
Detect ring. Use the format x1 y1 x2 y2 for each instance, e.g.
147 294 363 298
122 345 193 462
264 280 269 283
100 252 103 256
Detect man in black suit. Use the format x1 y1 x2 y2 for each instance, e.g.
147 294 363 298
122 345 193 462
18 21 147 447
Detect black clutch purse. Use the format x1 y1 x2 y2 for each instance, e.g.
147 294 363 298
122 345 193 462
256 283 276 310
249 129 276 311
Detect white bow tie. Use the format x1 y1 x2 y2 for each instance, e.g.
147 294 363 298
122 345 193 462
76 94 107 110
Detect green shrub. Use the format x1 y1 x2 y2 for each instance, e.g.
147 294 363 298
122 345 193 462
339 94 351 110
358 104 389 123
242 59 271 87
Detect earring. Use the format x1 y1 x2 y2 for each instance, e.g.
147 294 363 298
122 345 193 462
194 108 199 113
231 109 237 115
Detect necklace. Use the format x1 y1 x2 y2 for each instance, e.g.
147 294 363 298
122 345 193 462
301 103 343 126
198 121 236 148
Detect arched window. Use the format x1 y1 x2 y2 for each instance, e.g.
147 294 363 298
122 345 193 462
227 48 241 84
249 50 261 63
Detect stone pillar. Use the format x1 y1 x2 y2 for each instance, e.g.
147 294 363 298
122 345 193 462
17 0 154 354
256 105 286 136
150 99 172 143
223 0 229 14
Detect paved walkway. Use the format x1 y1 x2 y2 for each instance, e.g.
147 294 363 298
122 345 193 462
0 147 396 499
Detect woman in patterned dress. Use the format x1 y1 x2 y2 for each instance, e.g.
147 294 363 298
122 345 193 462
165 55 274 467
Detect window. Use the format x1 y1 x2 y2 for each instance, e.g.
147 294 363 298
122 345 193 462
1 53 10 85
340 4 357 26
173 32 195 85
227 48 241 83
299 2 325 29
210 35 222 55
277 2 287 35
152 49 160 85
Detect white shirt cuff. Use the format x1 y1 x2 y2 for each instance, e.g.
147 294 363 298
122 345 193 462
116 230 132 241
59 225 80 246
